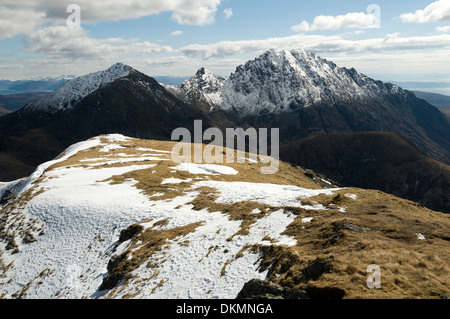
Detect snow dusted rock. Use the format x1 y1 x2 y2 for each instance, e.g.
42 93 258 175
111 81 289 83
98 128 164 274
219 48 405 116
174 49 406 117
161 67 226 109
23 63 134 113
181 67 226 106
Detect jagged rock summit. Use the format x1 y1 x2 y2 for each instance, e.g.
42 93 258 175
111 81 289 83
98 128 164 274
220 48 405 115
161 67 226 108
181 67 226 106
177 49 405 116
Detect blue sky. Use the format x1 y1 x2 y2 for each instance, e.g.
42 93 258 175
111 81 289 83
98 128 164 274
1 0 450 93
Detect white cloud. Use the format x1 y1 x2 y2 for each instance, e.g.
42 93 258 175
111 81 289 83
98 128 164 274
223 8 233 20
142 56 191 66
0 0 223 30
170 30 184 36
180 33 450 59
24 26 173 60
437 25 450 32
399 0 450 23
292 11 378 32
329 48 450 83
291 21 311 33
0 7 45 40
168 0 222 25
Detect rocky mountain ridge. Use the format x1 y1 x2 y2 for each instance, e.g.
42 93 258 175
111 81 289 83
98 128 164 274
174 49 450 165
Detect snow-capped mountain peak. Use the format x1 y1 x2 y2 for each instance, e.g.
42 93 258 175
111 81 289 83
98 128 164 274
219 48 405 116
23 63 135 113
159 49 405 117
183 67 226 92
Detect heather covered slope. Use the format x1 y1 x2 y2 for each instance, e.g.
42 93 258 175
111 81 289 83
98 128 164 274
0 135 449 299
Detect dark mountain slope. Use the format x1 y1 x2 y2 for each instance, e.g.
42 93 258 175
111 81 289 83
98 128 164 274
0 92 48 112
437 105 450 122
280 132 450 213
0 106 11 117
413 90 450 106
412 91 450 122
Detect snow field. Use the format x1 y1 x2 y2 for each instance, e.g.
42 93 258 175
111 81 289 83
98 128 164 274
1 134 345 299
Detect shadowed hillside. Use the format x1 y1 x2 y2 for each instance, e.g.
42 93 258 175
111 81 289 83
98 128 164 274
0 106 11 117
280 132 450 214
0 92 48 112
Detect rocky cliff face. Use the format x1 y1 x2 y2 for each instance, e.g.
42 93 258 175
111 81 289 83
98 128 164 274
181 67 226 106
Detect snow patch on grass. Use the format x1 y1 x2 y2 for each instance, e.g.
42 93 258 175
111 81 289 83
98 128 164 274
161 178 193 185
192 181 340 209
416 233 426 240
172 163 239 176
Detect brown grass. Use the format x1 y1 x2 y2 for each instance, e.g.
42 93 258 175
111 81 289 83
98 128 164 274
248 188 450 299
69 138 450 299
2 135 449 299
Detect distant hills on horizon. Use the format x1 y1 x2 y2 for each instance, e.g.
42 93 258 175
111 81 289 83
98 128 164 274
3 71 450 95
1 73 450 113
